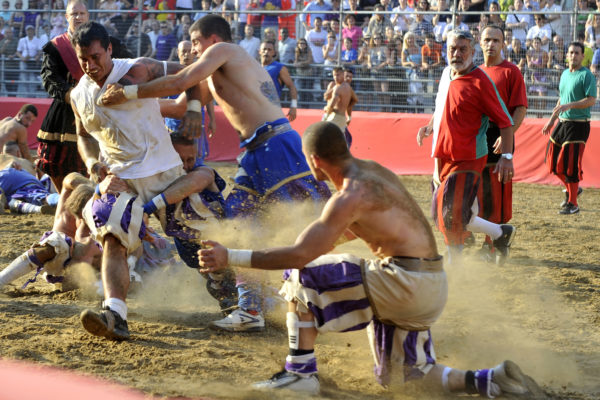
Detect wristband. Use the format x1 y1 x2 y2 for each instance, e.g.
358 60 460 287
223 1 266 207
187 99 202 113
143 193 168 215
95 184 102 196
227 249 252 268
85 157 99 172
290 99 298 108
123 84 138 100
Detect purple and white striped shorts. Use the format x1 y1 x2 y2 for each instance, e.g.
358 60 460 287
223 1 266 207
280 253 447 386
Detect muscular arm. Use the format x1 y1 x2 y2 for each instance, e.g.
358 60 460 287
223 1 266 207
160 166 216 205
199 191 360 271
348 87 358 117
72 98 104 182
102 43 231 104
16 127 34 163
279 66 298 121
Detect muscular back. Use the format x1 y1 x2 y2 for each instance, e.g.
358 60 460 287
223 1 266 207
343 159 439 259
330 82 352 114
202 43 287 138
0 118 25 151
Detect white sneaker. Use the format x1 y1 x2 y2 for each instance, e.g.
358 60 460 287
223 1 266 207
492 360 543 397
210 308 265 332
253 370 320 395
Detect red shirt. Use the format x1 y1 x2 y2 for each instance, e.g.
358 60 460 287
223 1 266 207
433 66 514 161
479 59 528 114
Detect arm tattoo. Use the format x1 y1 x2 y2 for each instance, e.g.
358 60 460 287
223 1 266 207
260 80 281 106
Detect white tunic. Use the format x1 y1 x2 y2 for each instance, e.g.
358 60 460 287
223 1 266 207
71 58 182 179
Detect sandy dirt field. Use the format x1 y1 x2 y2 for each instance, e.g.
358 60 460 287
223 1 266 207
0 163 599 400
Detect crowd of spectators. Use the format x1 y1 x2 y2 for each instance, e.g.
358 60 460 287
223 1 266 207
1 0 600 111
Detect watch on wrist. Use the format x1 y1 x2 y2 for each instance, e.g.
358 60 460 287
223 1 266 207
501 153 513 160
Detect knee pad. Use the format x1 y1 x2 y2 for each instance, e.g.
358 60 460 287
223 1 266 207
286 312 315 350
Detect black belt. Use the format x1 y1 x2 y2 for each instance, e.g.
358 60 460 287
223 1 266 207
389 255 444 273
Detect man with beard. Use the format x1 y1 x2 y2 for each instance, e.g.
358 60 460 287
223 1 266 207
259 40 298 121
417 30 516 264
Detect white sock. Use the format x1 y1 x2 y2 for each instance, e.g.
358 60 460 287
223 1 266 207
0 253 35 287
466 217 503 240
104 297 128 320
8 199 41 214
441 366 452 392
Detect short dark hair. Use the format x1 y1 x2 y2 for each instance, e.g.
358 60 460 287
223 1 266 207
302 121 350 162
568 41 585 53
261 40 276 48
332 66 343 73
71 21 110 50
342 66 354 74
170 133 196 146
190 15 232 43
19 103 37 116
481 24 505 40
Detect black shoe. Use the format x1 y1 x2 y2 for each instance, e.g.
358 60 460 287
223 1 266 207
80 307 130 340
559 202 580 215
493 225 515 265
560 187 583 208
477 242 495 263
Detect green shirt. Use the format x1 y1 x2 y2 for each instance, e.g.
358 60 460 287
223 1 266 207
559 67 597 120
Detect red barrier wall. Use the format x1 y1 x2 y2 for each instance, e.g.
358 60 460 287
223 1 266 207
1 97 598 188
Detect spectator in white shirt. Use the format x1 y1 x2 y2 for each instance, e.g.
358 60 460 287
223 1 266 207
305 16 327 64
147 19 161 51
541 0 562 37
278 27 297 63
506 0 532 45
239 23 261 60
16 25 43 96
391 0 414 34
526 13 552 52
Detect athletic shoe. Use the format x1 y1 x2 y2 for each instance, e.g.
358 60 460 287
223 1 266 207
253 370 320 395
210 308 265 332
492 360 544 397
492 225 515 265
560 187 583 208
559 202 580 215
80 307 130 340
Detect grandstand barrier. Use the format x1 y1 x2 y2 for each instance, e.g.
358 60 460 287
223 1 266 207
2 96 598 188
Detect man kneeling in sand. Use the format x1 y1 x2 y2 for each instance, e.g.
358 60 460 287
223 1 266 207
198 121 543 398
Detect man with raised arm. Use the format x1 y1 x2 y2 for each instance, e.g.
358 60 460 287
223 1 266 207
197 121 541 398
68 21 239 340
101 14 330 219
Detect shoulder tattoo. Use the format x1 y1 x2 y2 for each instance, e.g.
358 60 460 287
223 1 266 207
260 80 281 106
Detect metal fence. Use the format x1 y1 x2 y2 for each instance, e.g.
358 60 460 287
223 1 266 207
2 5 600 117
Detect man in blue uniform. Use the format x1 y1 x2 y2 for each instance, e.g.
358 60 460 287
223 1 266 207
259 40 299 121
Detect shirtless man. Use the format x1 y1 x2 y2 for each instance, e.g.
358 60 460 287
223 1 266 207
101 14 330 218
323 66 358 146
197 121 541 397
0 104 37 163
0 172 101 289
